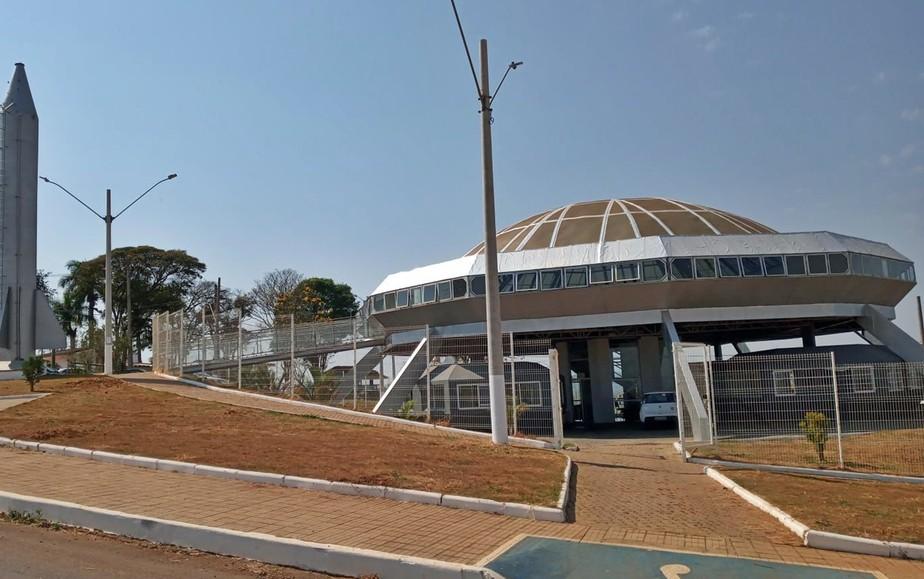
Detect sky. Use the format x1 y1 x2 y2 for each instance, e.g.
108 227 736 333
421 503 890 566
3 0 923 336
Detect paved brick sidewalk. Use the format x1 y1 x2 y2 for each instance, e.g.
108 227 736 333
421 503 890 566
127 373 461 438
1 448 921 577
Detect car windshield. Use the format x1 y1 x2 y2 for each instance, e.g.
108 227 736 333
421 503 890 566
643 393 675 404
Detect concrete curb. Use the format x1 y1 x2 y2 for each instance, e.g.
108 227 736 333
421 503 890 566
556 457 572 511
0 490 503 579
705 467 809 539
805 530 924 561
705 467 924 561
157 373 553 450
690 455 924 485
0 437 567 523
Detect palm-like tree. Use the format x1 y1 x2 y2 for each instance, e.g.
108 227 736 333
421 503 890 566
52 290 86 350
58 260 100 331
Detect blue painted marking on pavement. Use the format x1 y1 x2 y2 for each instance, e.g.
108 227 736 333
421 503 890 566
486 536 877 578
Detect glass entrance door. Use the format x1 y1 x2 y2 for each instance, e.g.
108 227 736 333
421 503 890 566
611 341 642 423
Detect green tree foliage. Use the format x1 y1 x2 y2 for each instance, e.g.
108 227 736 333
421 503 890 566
58 246 206 369
36 270 55 301
275 277 358 323
52 291 86 350
799 411 829 464
21 356 45 393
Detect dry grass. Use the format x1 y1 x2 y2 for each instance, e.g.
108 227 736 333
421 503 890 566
691 429 924 477
724 470 924 545
0 376 565 506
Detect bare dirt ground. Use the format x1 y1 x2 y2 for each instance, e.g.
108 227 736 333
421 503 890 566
0 376 564 505
724 470 924 545
691 428 924 477
0 515 344 578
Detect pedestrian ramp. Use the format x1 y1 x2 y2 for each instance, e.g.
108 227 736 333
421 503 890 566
485 536 877 579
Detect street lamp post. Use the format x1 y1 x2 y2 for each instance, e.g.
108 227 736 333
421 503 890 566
40 174 177 374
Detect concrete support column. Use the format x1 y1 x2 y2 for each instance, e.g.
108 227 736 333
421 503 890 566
588 338 616 424
801 323 816 348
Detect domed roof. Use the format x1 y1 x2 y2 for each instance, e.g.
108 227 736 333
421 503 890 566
465 198 776 256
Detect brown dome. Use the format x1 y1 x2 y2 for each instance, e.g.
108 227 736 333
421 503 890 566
465 198 776 256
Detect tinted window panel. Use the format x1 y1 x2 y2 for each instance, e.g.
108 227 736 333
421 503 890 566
828 253 848 274
670 258 694 280
384 293 397 310
540 270 563 290
565 267 588 287
373 294 385 312
616 262 640 281
763 256 785 276
437 281 452 301
451 278 467 299
642 260 666 281
786 255 806 275
694 258 717 278
409 287 422 306
742 257 763 277
470 275 486 296
718 257 740 277
396 289 409 307
861 254 882 277
516 272 538 291
850 253 863 275
807 254 828 275
590 264 613 284
423 284 436 302
498 274 515 293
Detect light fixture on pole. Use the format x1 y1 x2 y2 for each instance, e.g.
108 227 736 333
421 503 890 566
40 174 177 374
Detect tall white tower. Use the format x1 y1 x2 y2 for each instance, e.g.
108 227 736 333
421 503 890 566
0 63 66 367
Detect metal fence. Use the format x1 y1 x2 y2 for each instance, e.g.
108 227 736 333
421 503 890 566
676 347 924 477
151 309 563 445
372 332 560 440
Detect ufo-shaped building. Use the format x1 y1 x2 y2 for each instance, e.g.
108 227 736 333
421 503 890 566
366 198 920 428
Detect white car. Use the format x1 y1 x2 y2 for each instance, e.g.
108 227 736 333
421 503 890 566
639 391 677 426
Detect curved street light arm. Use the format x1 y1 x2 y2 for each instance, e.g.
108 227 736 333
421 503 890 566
114 174 177 219
39 176 105 220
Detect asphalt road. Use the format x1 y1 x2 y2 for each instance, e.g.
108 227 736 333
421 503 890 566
0 520 339 579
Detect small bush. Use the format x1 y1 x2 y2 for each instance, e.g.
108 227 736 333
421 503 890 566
799 411 829 464
21 356 45 392
397 399 415 420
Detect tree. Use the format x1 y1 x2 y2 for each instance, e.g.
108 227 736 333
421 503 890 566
248 269 303 328
21 356 45 392
58 246 206 369
276 277 358 323
36 269 55 301
52 290 86 350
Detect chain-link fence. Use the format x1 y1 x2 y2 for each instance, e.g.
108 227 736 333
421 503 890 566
152 309 563 444
677 348 924 477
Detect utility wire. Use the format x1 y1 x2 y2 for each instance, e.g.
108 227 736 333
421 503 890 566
450 0 482 101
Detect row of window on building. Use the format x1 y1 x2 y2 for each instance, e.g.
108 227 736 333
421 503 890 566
369 252 915 314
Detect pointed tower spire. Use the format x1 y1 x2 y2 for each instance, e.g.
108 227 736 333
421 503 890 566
2 63 36 114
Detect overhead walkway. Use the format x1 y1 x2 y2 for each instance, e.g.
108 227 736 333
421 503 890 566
153 311 386 376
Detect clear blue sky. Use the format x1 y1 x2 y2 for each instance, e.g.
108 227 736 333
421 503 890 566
4 1 923 334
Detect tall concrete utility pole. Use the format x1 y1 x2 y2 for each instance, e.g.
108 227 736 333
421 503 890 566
478 39 508 445
104 190 113 374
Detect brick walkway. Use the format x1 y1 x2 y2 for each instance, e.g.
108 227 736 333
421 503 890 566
1 448 922 577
